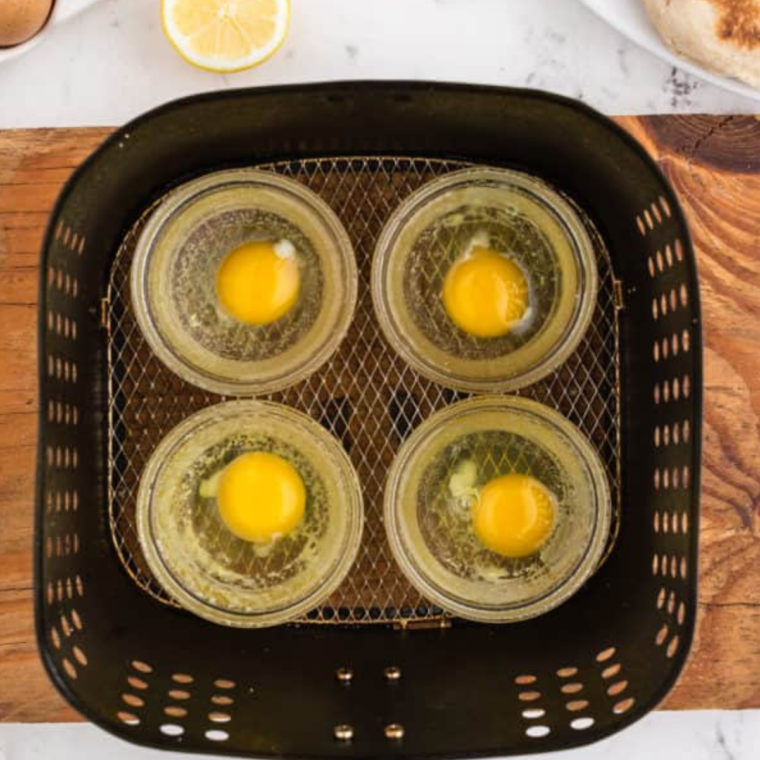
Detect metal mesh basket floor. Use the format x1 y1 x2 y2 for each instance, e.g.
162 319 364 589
106 156 621 627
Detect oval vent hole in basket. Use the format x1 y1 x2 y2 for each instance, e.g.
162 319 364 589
50 626 61 650
667 591 676 614
211 695 233 706
680 557 689 580
209 712 232 723
72 646 88 667
678 602 686 625
70 609 83 630
522 709 545 720
596 648 616 663
571 717 595 731
656 624 669 646
160 724 184 737
671 510 680 534
561 683 583 695
602 663 621 680
667 636 680 659
169 690 190 701
613 698 635 715
566 700 589 712
62 658 77 679
607 681 628 697
556 667 578 678
172 673 194 684
514 675 537 685
165 706 188 718
122 694 145 708
117 712 140 726
518 691 542 702
127 677 148 691
131 660 152 674
214 679 235 690
526 726 551 739
205 730 229 742
75 575 84 597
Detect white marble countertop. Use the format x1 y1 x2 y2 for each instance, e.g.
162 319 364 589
1 0 759 129
1 0 759 757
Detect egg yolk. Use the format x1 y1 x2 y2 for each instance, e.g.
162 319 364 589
472 474 556 558
215 240 300 325
442 247 529 338
217 452 306 543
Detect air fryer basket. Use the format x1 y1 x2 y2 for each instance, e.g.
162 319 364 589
36 82 701 758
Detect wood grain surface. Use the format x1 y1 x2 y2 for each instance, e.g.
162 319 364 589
1 118 759 722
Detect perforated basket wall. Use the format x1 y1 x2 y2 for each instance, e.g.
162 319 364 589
36 83 701 758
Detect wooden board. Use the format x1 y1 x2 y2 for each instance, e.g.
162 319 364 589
1 118 759 722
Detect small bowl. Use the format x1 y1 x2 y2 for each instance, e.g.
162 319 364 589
131 169 357 396
384 397 610 623
136 401 364 628
372 168 598 393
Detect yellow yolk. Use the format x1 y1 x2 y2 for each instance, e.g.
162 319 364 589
472 474 556 558
442 247 529 338
217 452 306 543
215 240 300 325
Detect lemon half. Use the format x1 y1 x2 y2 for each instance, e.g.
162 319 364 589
162 0 290 73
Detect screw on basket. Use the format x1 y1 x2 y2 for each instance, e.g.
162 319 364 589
334 724 354 741
385 724 405 740
384 666 402 682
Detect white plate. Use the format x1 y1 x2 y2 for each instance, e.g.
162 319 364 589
579 0 760 101
0 0 101 65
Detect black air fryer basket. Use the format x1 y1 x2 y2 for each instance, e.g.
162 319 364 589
36 82 701 758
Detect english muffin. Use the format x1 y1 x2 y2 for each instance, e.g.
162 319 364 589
644 0 760 89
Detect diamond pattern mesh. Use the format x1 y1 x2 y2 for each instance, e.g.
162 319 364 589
107 156 620 626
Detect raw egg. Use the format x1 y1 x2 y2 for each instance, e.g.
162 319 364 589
214 452 306 543
216 239 300 325
472 473 556 558
442 246 529 338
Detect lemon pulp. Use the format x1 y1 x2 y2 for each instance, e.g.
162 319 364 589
472 473 556 558
216 240 300 325
217 452 306 543
161 0 290 73
442 247 529 338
